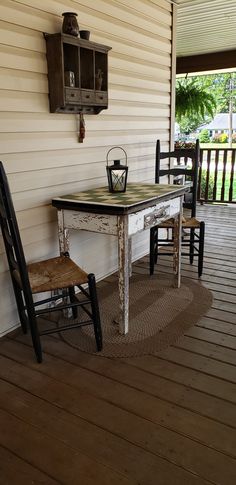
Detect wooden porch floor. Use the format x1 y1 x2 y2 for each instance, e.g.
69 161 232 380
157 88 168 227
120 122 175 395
0 204 236 485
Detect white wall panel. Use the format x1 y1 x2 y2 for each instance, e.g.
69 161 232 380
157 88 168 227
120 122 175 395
0 0 174 336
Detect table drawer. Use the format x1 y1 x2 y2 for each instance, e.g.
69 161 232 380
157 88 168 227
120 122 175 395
128 197 181 235
144 205 170 228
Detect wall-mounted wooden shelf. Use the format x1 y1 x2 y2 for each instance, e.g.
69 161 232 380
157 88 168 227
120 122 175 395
44 33 111 114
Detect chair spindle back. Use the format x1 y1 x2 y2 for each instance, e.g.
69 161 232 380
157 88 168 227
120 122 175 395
155 140 200 218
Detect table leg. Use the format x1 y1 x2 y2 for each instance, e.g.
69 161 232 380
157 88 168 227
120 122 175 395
128 237 132 277
56 209 71 315
57 209 70 254
117 215 129 334
173 198 183 288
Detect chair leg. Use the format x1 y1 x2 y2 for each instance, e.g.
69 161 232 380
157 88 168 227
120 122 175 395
27 309 42 363
88 273 103 351
189 228 195 264
154 228 159 264
69 286 78 318
198 221 205 277
12 281 28 334
150 227 158 275
22 289 42 363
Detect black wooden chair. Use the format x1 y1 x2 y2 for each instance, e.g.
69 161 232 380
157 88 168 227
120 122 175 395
0 161 102 363
150 140 205 277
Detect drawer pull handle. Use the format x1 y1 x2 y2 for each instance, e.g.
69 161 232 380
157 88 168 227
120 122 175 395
86 95 90 99
154 209 166 219
144 206 170 228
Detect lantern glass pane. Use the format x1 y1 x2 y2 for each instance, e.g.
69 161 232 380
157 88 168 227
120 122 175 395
111 169 126 191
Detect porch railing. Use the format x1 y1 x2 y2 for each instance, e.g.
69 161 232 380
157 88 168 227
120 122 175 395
198 148 236 204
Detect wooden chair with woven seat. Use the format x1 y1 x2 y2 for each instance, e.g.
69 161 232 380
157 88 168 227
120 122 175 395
150 139 205 277
0 161 102 363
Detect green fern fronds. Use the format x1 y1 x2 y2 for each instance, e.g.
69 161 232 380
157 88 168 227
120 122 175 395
175 78 216 122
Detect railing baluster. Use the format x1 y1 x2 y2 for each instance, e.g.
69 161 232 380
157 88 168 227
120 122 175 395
213 150 219 200
205 149 211 201
221 149 228 201
198 149 203 201
229 149 236 202
199 147 235 204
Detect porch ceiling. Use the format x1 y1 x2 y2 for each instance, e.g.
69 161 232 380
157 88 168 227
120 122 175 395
175 0 236 73
176 0 236 57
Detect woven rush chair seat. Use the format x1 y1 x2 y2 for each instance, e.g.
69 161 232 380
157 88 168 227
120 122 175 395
28 255 88 293
150 140 205 277
160 216 201 229
0 161 102 363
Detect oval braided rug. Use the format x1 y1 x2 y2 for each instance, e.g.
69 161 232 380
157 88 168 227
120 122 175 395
61 273 213 358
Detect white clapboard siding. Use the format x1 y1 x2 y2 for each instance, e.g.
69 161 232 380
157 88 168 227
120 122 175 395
0 222 58 262
97 37 171 68
110 86 170 104
0 0 174 337
0 0 62 34
0 44 46 72
111 55 170 81
8 158 155 193
3 143 168 173
0 19 45 51
0 129 170 155
0 68 47 93
110 72 170 92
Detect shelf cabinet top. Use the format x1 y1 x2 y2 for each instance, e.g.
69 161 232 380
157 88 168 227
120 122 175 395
44 32 112 52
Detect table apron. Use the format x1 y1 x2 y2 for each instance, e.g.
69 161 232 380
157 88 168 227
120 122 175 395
62 210 118 235
61 196 180 237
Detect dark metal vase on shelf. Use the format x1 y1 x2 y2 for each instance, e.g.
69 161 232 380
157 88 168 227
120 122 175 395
62 12 79 37
80 30 90 40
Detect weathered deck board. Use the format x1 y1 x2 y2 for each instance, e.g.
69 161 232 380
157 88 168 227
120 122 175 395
0 445 59 485
0 342 235 485
0 408 135 485
0 204 236 484
199 317 236 335
174 334 236 365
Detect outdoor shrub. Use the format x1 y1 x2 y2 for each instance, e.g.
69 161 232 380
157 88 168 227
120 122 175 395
199 169 214 199
219 133 228 143
174 141 196 149
212 134 221 143
212 133 228 143
232 133 236 143
199 129 210 143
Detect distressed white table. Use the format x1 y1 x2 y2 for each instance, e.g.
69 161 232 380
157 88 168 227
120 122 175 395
52 183 186 334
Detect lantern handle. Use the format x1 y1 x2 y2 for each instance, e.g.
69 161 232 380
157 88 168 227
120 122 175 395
106 146 127 166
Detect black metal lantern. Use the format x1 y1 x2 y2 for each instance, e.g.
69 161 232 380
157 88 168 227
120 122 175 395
106 147 128 193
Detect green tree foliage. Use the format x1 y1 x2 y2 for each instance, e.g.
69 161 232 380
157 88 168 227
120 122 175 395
196 73 236 113
178 114 204 135
175 72 236 137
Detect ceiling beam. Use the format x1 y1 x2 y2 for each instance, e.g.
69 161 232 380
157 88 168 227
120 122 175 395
176 50 236 74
